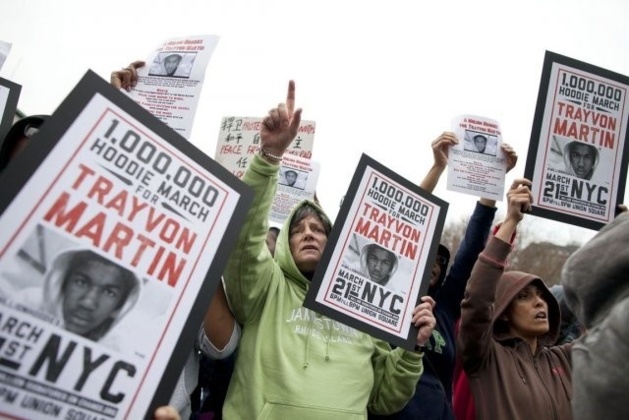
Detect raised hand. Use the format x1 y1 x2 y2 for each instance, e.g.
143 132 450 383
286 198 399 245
259 80 303 161
505 178 533 222
412 296 437 348
110 60 145 91
431 131 459 169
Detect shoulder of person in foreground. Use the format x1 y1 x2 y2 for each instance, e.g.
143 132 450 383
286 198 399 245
561 204 629 328
561 205 629 420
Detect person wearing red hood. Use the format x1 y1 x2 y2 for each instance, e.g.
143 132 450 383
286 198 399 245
457 178 573 420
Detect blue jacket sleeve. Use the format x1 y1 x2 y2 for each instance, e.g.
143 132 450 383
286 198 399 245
438 201 496 321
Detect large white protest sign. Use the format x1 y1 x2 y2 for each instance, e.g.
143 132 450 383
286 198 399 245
0 71 251 419
304 154 447 350
524 51 629 230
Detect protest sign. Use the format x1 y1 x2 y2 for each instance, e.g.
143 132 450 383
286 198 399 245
0 77 21 147
126 34 220 140
524 51 629 230
214 116 316 179
447 114 506 201
0 40 11 71
303 154 447 350
269 154 320 224
0 70 252 419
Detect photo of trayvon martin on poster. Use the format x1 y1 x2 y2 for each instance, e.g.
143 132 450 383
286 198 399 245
304 155 447 350
524 51 629 230
0 71 251 419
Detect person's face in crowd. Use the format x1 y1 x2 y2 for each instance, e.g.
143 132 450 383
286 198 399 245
266 229 279 256
367 248 394 284
285 171 297 186
62 259 130 336
164 55 181 76
570 143 595 179
429 255 447 287
289 215 328 274
503 283 549 341
474 135 487 153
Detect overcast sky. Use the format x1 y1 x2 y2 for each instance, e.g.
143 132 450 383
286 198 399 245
2 0 629 246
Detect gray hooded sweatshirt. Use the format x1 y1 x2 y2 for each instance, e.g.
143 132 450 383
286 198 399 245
561 212 629 420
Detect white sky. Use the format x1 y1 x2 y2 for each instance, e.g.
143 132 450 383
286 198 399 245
2 0 629 246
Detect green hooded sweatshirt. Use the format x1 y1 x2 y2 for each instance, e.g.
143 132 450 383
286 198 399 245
223 154 424 420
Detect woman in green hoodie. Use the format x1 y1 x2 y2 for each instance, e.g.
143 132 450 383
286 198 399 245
222 81 437 420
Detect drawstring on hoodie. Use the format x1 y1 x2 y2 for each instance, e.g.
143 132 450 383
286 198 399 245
303 315 314 369
325 325 332 361
303 312 333 368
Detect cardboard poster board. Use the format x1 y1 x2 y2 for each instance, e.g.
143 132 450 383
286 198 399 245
524 51 629 230
304 154 447 350
0 77 21 147
0 70 252 419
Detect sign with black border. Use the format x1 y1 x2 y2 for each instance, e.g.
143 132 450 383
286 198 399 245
0 77 22 150
524 51 629 230
0 70 252 419
304 154 447 350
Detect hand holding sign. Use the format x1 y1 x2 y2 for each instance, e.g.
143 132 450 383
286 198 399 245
412 295 437 347
503 143 518 173
110 60 145 91
431 131 458 169
507 178 533 222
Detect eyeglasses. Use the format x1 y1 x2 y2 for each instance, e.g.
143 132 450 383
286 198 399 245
23 123 40 139
435 255 447 266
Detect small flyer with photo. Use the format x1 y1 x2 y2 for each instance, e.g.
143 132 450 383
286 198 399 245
126 34 220 140
447 115 507 201
270 154 320 225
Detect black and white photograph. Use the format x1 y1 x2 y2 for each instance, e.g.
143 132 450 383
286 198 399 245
148 51 197 78
463 130 498 156
547 135 601 181
279 167 308 190
0 225 152 347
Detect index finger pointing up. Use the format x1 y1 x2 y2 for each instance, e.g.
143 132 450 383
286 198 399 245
286 80 296 118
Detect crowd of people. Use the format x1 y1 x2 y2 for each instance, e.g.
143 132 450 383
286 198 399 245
1 65 628 420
